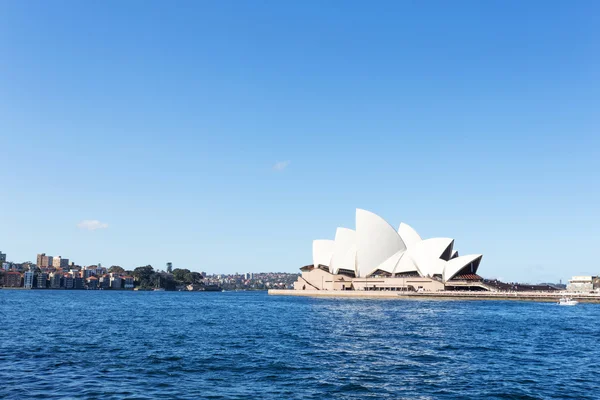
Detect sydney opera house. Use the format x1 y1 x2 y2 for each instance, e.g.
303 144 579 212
294 209 486 292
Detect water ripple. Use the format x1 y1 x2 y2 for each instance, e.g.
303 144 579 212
1 291 599 399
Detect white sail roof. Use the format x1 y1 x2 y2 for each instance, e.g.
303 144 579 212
356 209 406 278
394 253 419 275
407 238 454 276
312 240 335 270
329 228 357 275
305 209 483 282
367 250 405 276
398 222 422 248
442 254 483 282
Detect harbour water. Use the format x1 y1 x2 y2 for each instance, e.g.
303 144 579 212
1 290 599 399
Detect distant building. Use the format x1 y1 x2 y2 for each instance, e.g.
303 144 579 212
99 275 111 289
74 276 83 289
49 272 61 289
24 270 35 289
0 251 6 263
166 262 173 273
37 254 54 268
2 262 10 271
110 275 122 289
567 276 598 293
37 273 48 289
86 276 98 289
22 262 35 270
52 256 70 268
3 272 22 287
12 263 25 272
123 276 134 289
83 266 97 279
64 274 74 289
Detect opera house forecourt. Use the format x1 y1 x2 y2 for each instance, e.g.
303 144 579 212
291 209 485 293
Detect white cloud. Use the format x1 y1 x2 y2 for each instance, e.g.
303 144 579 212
77 220 109 231
273 160 291 171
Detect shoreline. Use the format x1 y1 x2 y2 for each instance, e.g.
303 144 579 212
268 289 600 303
0 287 263 292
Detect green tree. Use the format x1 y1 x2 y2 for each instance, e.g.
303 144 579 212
109 265 125 274
133 265 155 288
158 272 177 290
172 268 190 282
184 272 203 284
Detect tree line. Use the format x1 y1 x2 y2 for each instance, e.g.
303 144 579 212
0 264 203 290
128 265 203 290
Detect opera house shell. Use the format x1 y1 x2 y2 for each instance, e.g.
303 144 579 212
294 209 485 292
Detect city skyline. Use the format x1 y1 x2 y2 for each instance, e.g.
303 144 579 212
1 1 599 283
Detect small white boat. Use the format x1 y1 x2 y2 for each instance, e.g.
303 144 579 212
558 297 578 306
153 288 166 292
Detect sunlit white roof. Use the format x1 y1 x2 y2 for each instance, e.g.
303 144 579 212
308 209 483 283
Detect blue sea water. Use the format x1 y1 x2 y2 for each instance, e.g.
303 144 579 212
0 291 599 399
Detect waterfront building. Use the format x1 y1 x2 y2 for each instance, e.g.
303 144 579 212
49 272 61 288
110 275 122 289
0 251 6 263
86 276 98 289
37 273 48 289
64 274 74 289
3 272 22 287
24 270 35 289
123 276 134 289
99 275 111 289
567 276 599 293
74 276 84 289
294 209 484 292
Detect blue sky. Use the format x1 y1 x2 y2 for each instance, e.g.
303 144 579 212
1 1 598 282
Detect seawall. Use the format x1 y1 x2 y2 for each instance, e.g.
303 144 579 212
268 289 600 303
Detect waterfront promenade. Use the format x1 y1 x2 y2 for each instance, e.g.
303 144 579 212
268 289 600 303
